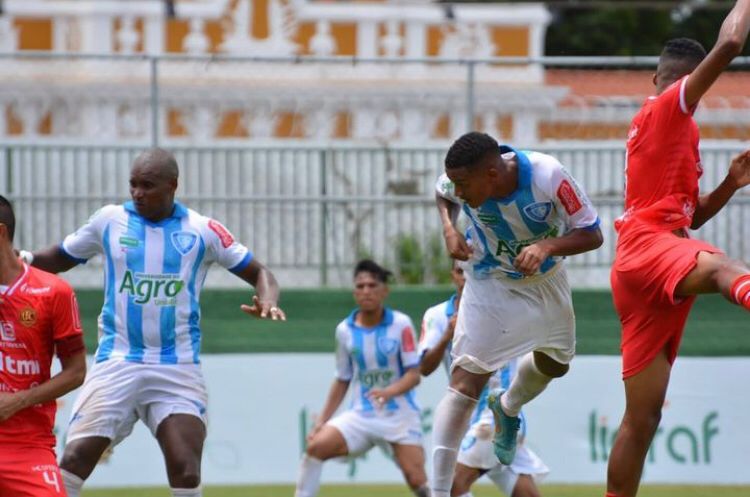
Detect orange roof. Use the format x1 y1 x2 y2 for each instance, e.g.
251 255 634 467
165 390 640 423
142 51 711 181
546 69 750 108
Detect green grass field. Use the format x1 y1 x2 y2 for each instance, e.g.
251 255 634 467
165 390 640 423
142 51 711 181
82 484 750 497
74 288 750 356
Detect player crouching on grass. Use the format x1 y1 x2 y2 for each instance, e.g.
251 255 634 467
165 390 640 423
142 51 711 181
295 259 429 497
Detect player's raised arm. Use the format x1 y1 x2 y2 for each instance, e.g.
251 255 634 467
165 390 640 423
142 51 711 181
684 0 750 108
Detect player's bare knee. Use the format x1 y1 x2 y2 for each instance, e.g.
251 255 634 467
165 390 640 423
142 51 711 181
60 440 106 479
305 439 334 461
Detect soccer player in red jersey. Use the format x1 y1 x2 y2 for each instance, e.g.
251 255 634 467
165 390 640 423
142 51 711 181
607 2 750 496
0 195 86 497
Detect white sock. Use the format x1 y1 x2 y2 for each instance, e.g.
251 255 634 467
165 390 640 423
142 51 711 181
295 455 324 497
61 469 84 497
412 483 430 497
171 487 202 497
431 388 477 497
501 352 553 417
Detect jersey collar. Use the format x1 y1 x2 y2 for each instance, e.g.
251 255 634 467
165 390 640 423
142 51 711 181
347 307 394 330
123 201 189 224
1 262 29 298
490 145 532 205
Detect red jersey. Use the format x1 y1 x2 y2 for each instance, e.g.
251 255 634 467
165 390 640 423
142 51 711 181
618 75 702 231
0 264 83 448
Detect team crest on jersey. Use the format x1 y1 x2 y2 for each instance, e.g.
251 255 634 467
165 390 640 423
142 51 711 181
171 231 198 255
0 321 15 341
523 202 552 222
19 306 37 327
377 337 399 355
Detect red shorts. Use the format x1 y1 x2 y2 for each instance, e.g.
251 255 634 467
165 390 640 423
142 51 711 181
611 219 722 379
0 446 67 497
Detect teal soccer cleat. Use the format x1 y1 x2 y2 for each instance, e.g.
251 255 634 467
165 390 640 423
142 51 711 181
487 388 521 465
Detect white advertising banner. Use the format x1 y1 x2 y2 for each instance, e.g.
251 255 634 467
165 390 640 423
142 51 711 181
53 355 750 487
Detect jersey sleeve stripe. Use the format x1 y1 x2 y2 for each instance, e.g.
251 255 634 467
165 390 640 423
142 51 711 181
228 252 253 274
59 244 88 265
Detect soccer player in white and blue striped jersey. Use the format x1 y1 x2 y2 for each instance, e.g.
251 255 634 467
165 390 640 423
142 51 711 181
430 132 603 497
420 261 548 497
295 260 429 497
25 148 285 497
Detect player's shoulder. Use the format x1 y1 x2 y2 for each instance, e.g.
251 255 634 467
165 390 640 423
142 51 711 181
422 301 447 320
186 209 238 247
389 309 415 329
524 150 565 190
24 266 73 296
89 204 124 222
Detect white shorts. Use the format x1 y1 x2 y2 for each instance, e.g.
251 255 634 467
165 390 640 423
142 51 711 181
452 266 575 374
327 409 423 456
458 421 549 495
66 359 208 447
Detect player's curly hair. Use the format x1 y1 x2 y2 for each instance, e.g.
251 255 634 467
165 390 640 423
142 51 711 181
354 259 393 283
661 38 707 66
444 131 499 169
0 195 15 242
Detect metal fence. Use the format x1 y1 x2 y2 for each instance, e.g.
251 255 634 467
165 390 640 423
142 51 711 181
1 140 748 287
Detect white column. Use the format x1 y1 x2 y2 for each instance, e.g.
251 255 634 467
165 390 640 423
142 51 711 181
144 14 163 54
404 21 426 58
357 21 377 59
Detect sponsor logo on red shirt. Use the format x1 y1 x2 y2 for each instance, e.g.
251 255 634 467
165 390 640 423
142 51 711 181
208 220 234 248
557 180 583 215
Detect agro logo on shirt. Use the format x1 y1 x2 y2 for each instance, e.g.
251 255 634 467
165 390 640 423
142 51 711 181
171 230 198 255
119 270 185 305
359 368 394 388
523 202 552 223
495 226 559 258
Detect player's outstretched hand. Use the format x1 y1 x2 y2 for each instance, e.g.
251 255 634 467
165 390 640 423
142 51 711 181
728 150 750 189
514 243 551 276
240 295 287 321
444 228 473 261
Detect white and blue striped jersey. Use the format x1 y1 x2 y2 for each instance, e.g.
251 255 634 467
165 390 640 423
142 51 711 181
61 201 252 365
436 145 599 280
335 308 420 415
419 296 526 434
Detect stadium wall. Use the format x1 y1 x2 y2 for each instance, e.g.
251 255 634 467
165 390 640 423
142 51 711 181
54 354 750 487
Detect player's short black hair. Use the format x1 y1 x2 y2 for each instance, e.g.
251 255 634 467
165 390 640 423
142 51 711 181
354 259 392 283
0 195 15 242
445 131 499 169
661 38 707 66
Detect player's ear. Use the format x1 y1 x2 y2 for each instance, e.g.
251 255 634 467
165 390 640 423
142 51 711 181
652 72 657 87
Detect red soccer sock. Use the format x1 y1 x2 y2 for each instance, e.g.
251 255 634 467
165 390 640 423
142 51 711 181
730 274 750 310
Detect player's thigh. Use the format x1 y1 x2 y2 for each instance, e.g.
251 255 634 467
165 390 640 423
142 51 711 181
623 348 672 418
451 463 483 496
391 443 427 483
675 251 748 297
156 413 207 468
0 447 66 497
533 350 569 377
449 366 493 399
306 424 350 460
